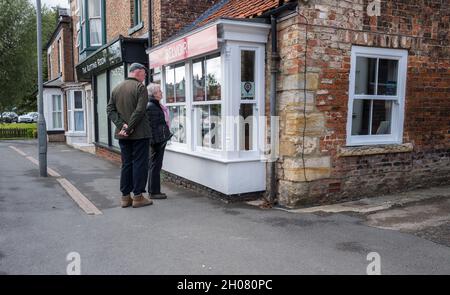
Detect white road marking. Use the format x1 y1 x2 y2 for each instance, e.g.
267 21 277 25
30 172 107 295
8 145 27 156
9 145 102 215
57 178 102 215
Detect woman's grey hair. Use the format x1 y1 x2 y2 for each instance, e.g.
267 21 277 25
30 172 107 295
147 83 161 97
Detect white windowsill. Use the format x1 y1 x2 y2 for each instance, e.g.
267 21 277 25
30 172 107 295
165 144 265 164
65 131 87 137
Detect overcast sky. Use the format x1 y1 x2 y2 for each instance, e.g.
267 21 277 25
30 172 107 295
30 0 69 9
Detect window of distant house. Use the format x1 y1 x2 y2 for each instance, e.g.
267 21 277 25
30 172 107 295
88 0 102 46
47 52 52 79
52 94 63 129
57 39 62 74
68 90 85 132
78 0 103 50
133 0 142 27
347 46 407 146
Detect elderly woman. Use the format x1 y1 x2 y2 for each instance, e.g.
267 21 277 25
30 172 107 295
146 83 172 199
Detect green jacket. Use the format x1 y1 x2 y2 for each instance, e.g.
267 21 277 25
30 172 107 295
107 77 151 140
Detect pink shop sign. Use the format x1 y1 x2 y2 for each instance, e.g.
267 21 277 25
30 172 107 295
149 25 218 69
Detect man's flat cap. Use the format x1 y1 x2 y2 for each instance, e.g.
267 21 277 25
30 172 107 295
129 63 148 72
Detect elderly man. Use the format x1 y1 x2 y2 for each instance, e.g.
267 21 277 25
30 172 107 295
107 63 153 208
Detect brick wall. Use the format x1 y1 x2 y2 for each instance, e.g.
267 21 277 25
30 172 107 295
48 35 60 80
47 18 73 82
273 0 450 207
154 0 220 45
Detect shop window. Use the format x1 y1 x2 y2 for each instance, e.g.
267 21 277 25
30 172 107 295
195 104 221 150
239 50 256 151
165 64 185 103
52 94 63 129
348 46 407 146
96 72 108 145
192 54 221 101
192 54 222 150
165 64 186 144
109 66 124 148
168 106 186 143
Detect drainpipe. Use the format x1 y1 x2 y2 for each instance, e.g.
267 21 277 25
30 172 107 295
147 0 153 82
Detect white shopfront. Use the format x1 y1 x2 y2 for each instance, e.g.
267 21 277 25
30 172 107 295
148 19 271 195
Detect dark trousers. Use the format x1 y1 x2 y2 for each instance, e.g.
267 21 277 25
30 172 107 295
148 141 166 194
119 138 149 196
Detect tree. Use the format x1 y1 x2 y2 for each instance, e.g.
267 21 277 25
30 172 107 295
0 0 57 114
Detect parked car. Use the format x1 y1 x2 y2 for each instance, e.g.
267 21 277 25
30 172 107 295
18 112 38 123
1 112 18 123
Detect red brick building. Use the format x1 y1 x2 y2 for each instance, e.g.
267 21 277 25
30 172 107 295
43 8 73 142
147 0 450 207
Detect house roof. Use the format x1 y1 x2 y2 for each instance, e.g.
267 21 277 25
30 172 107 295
170 0 295 45
199 0 284 25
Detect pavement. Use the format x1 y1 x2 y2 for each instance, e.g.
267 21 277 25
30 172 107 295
1 139 450 275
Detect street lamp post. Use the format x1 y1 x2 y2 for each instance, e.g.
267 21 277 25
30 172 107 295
36 0 48 177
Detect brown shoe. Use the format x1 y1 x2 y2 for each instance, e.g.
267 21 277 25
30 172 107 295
132 194 153 208
121 195 132 208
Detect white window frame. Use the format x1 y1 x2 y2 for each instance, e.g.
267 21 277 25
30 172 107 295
347 46 408 146
79 0 86 50
88 0 102 47
57 38 62 74
191 53 223 154
51 94 63 130
238 47 259 153
67 90 86 133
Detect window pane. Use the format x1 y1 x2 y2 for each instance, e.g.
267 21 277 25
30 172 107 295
174 65 185 102
372 100 392 135
88 0 101 17
74 111 84 131
109 66 124 147
53 112 62 129
239 104 254 150
74 91 83 109
241 51 255 100
352 99 393 136
89 18 101 45
68 110 72 130
169 106 186 143
351 99 371 136
134 0 141 24
192 60 205 101
110 66 124 91
210 104 221 149
97 72 108 145
206 55 221 101
52 95 61 111
165 67 175 103
377 59 398 96
196 106 209 147
355 57 376 95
